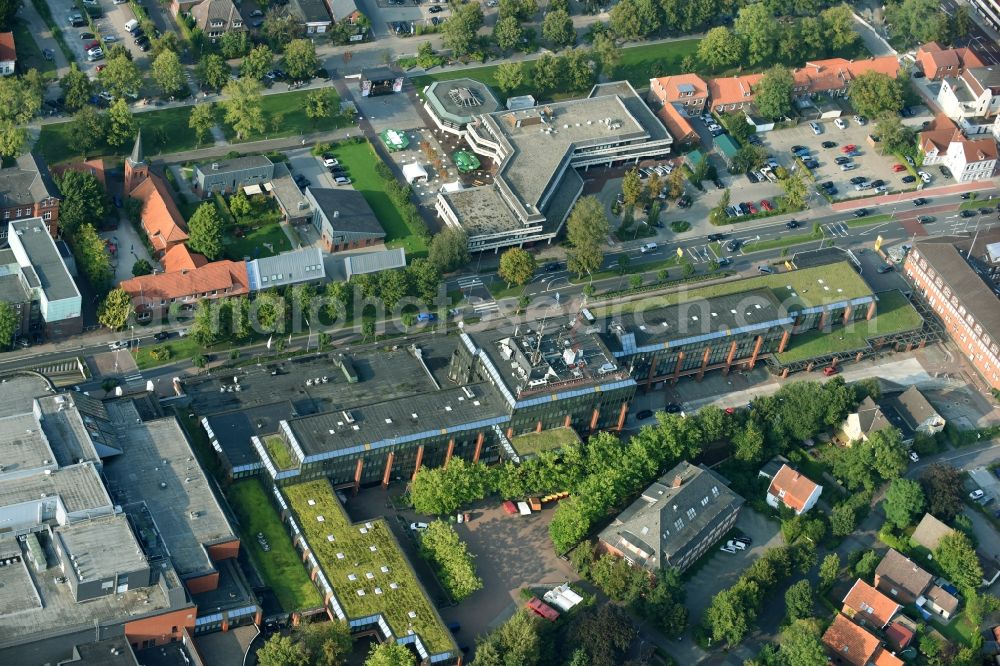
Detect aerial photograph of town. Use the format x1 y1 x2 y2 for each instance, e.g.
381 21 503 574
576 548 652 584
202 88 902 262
5 0 1000 663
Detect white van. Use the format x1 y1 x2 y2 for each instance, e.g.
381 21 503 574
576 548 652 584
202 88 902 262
124 19 139 32
640 242 658 254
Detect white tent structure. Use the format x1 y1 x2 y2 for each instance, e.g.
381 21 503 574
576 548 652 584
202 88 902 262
439 181 464 193
402 162 429 184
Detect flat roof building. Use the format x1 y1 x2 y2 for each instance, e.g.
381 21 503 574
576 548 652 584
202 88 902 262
437 81 673 253
306 187 386 253
246 247 326 291
8 217 82 338
423 78 503 135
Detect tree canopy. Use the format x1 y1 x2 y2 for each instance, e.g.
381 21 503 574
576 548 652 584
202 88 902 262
187 202 224 260
849 71 904 119
427 228 470 273
566 196 609 278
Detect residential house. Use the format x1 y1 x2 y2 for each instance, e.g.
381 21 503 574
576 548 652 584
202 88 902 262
917 42 986 80
246 247 326 291
597 461 744 573
937 67 1000 120
648 74 710 116
193 156 275 197
327 0 362 24
757 455 790 480
289 0 332 33
765 464 822 515
6 217 82 339
920 114 997 182
0 152 61 238
822 614 903 666
911 513 954 551
923 584 960 619
885 386 945 436
885 619 916 651
874 549 933 604
714 133 741 168
121 260 249 318
707 73 763 113
125 134 189 257
842 579 901 630
190 0 245 38
0 32 15 76
306 187 386 253
840 396 909 444
656 104 698 146
50 159 107 192
161 244 208 274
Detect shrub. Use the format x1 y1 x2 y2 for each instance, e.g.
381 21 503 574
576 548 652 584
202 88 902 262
670 220 691 233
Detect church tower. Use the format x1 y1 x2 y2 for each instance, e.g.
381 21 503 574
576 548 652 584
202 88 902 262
124 130 148 194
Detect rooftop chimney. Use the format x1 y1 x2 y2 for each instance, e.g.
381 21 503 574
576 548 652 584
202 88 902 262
671 475 683 488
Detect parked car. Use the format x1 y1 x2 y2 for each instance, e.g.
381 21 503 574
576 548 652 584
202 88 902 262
835 156 851 165
720 544 738 554
322 155 339 167
153 331 170 341
840 144 856 153
726 239 742 252
939 165 952 178
961 209 977 218
980 208 993 215
334 176 351 185
853 115 867 125
823 366 839 376
757 264 774 274
834 118 847 129
892 164 906 172
821 140 837 148
635 409 653 420
746 171 759 184
970 489 985 500
664 403 682 413
909 451 919 462
840 162 857 171
902 175 917 184
760 199 773 211
918 170 931 183
727 540 747 551
809 122 823 134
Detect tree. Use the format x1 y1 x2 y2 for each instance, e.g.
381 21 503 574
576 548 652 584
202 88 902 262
283 39 319 80
886 0 951 46
784 580 813 621
853 550 880 581
495 61 524 93
936 532 982 590
542 9 575 48
780 619 827 666
592 33 621 75
262 8 303 48
667 166 687 199
473 610 541 666
222 77 265 140
781 171 807 210
405 258 442 303
242 44 274 80
622 168 643 205
868 428 907 482
305 89 333 125
953 4 973 38
106 98 137 148
131 259 153 277
410 458 490 516
734 4 778 66
0 0 19 31
187 202 223 260
819 553 840 590
697 27 744 71
60 64 93 111
73 223 114 293
443 3 484 57
0 301 15 349
57 170 109 237
418 521 483 601
151 50 186 98
878 114 916 154
296 621 352 666
849 71 904 119
571 604 637 666
498 248 536 286
921 464 964 522
733 421 764 463
428 228 470 272
493 16 523 51
98 288 134 330
196 54 229 92
732 145 767 174
883 478 925 529
755 65 794 119
69 107 106 158
561 49 596 92
98 54 142 100
704 579 759 646
610 0 642 40
532 53 561 93
821 4 859 50
830 501 858 536
189 103 216 147
150 31 180 61
257 634 309 666
566 196 608 278
220 30 250 59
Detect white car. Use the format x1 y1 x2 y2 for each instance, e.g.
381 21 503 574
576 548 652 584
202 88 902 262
640 242 658 253
834 118 847 130
334 176 351 185
909 451 919 462
410 522 429 531
970 489 985 500
918 170 931 183
727 540 747 551
103 35 117 43
720 544 737 554
809 122 822 135
323 157 339 167
108 340 127 351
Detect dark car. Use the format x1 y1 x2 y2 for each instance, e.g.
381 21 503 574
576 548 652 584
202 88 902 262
939 165 953 178
821 140 837 148
635 409 653 420
746 171 759 184
913 71 926 78
786 220 799 229
429 4 443 10
913 198 928 206
153 331 170 341
877 263 894 274
835 156 851 165
713 179 725 190
677 195 692 208
136 40 150 52
960 209 977 218
853 208 868 218
707 233 725 242
961 192 972 199
917 215 934 224
738 202 750 215
664 403 682 413
80 32 95 39
726 239 742 252
790 145 806 153
980 208 993 215
902 175 916 183
717 256 732 266
747 134 763 145
901 107 914 117
544 261 563 272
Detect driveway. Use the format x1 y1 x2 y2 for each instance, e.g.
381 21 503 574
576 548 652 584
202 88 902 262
683 508 783 621
286 147 337 190
969 466 1000 503
963 506 1000 564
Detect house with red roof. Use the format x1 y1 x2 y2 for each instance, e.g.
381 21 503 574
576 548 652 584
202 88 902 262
120 260 249 318
161 244 209 274
920 114 997 182
917 42 985 80
648 74 710 116
124 132 190 256
0 32 15 76
822 614 903 666
765 464 822 515
842 579 901 630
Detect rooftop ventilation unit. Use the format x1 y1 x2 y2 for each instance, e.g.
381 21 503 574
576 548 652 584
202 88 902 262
342 410 355 424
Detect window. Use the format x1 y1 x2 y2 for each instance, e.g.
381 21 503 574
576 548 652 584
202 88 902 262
42 212 51 220
711 486 719 497
673 518 684 531
701 496 709 507
686 508 696 520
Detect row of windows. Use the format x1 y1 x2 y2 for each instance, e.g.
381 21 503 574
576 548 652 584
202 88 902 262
912 261 999 355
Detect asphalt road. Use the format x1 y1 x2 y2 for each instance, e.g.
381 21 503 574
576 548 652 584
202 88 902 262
942 0 1000 65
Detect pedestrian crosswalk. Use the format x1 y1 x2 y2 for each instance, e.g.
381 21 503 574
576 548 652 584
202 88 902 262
456 276 499 315
456 276 483 289
123 372 144 386
823 222 850 237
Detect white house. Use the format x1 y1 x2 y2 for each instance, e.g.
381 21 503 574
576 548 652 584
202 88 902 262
937 67 1000 120
920 114 998 182
765 464 822 515
0 32 15 76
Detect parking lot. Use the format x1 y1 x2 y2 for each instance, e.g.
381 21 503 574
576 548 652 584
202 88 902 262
363 0 447 39
757 118 917 202
50 0 152 79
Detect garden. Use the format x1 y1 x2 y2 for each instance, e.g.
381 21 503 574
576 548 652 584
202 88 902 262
217 89 353 143
283 480 454 655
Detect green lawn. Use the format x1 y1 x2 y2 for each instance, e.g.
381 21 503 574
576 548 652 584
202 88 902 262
133 336 203 370
511 427 582 458
227 480 324 612
844 213 894 228
744 228 823 253
218 89 350 143
612 40 702 88
775 290 924 363
222 222 291 260
284 480 455 655
264 435 296 470
38 106 200 164
13 19 56 80
332 140 428 257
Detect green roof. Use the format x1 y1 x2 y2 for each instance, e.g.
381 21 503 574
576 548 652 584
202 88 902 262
283 480 454 656
593 261 873 317
510 427 582 458
453 150 480 173
379 129 410 151
686 149 705 168
715 134 740 158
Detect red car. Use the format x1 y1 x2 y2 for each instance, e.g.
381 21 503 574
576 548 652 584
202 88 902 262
85 40 100 51
747 202 758 214
501 500 518 515
823 366 839 376
841 144 857 153
892 164 906 172
760 199 773 211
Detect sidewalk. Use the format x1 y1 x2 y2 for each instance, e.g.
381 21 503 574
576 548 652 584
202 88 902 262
21 0 71 80
829 179 996 212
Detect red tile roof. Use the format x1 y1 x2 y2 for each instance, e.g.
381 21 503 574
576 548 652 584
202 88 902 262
121 260 248 306
842 579 902 628
161 244 208 274
708 74 762 109
50 159 107 190
919 114 998 163
657 104 697 144
823 614 881 666
130 173 188 252
873 648 904 666
649 74 709 104
916 42 984 79
885 621 915 650
792 56 900 93
767 464 820 513
0 32 15 63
